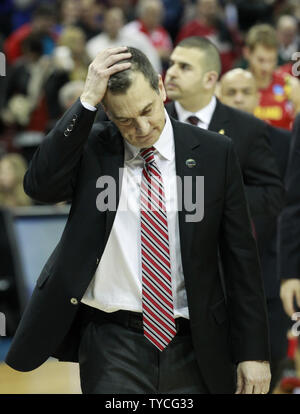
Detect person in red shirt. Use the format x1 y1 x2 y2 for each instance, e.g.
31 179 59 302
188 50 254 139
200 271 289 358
124 0 172 68
4 3 57 65
176 0 242 74
244 24 300 130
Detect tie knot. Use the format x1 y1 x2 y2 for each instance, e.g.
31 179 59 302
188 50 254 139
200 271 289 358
187 115 199 126
140 146 155 165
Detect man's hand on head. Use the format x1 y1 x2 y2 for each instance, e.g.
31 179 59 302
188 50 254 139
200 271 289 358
80 47 132 107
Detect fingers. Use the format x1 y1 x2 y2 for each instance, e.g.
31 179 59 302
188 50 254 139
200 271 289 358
81 47 132 106
104 51 132 69
235 361 271 394
296 285 300 310
281 283 296 317
253 382 270 394
235 371 243 394
283 294 295 318
92 47 132 78
105 60 131 77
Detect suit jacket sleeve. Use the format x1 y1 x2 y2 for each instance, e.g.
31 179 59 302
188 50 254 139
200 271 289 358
279 114 300 279
24 99 97 204
243 121 285 217
220 140 270 363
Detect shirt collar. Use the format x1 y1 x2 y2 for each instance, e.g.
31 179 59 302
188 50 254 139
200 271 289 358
175 95 217 127
124 109 174 162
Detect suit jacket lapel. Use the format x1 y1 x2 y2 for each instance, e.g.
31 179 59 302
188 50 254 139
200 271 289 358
208 99 230 135
165 101 178 119
171 118 204 272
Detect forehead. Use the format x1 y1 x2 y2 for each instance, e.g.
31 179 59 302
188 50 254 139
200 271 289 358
105 73 160 117
222 74 256 91
251 44 277 57
171 46 204 66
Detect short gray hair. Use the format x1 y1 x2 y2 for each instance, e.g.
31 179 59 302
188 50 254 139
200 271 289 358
107 47 159 94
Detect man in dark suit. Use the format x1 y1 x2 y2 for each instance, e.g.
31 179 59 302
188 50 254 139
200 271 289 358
219 67 291 392
280 113 300 317
164 36 284 219
5 47 271 394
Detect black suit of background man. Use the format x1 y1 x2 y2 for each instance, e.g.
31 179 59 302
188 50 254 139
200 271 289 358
280 113 300 289
165 99 284 218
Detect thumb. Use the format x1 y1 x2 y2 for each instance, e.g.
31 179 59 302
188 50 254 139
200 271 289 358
296 286 300 310
235 367 243 394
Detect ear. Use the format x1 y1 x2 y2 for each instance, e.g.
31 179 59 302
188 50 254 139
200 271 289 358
243 46 250 60
158 74 167 102
203 71 219 91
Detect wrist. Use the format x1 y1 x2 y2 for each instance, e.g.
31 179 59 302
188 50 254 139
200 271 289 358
80 93 99 108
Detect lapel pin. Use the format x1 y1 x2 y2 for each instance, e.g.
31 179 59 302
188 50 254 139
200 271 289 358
218 129 225 135
186 158 196 168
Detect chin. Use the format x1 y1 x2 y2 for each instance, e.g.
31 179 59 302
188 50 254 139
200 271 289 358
166 90 178 100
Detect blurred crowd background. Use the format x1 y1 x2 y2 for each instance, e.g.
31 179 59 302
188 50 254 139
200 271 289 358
1 0 300 167
0 0 300 393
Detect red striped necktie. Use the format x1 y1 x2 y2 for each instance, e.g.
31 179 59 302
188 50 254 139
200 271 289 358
140 146 176 351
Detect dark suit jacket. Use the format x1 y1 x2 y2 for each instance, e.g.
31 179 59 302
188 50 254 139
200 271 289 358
279 114 300 279
165 99 284 218
5 99 270 394
253 125 291 299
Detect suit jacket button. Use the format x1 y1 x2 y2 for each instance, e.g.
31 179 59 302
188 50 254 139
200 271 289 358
64 130 69 137
70 298 78 305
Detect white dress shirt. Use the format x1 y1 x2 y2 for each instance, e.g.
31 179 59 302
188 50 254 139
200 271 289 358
175 95 217 130
81 110 189 319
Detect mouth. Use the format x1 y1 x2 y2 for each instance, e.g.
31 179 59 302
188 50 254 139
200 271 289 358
166 82 178 90
137 134 152 141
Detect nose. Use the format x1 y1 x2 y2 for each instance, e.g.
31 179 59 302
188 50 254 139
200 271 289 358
234 92 244 103
166 63 177 78
135 117 150 136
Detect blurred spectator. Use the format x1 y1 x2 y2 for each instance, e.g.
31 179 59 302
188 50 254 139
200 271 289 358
60 0 81 26
218 68 259 113
244 23 300 129
0 0 13 38
0 153 32 207
58 80 85 111
44 26 90 126
10 0 37 32
86 7 162 72
76 0 106 40
276 15 300 64
4 2 57 65
235 0 276 33
176 0 242 74
54 26 90 81
160 0 184 41
1 34 52 133
124 0 173 67
108 0 137 22
224 0 239 30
